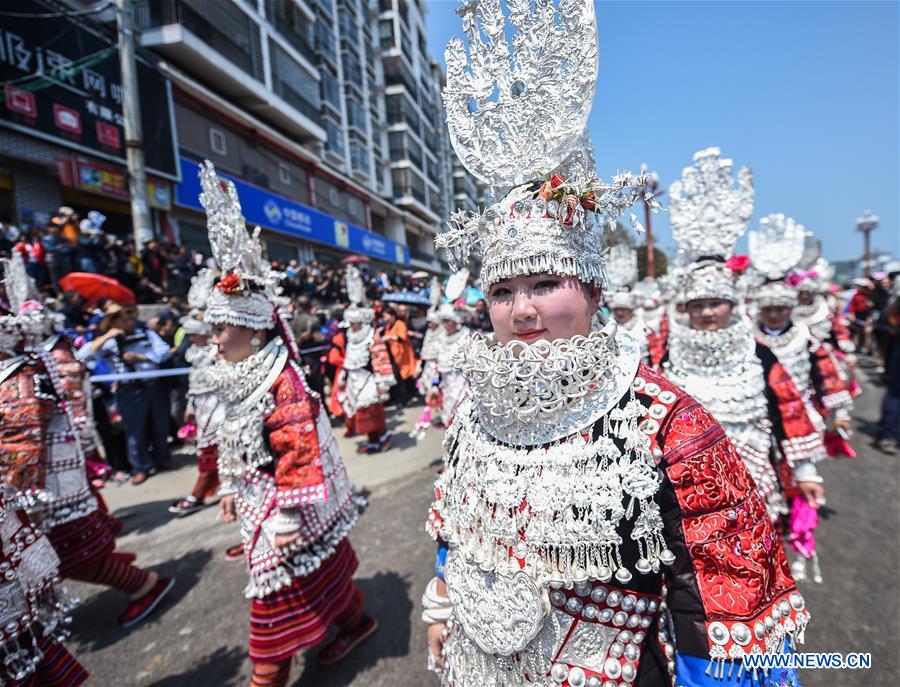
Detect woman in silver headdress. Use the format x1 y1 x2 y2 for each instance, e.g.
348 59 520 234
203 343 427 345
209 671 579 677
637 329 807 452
421 3 807 686
196 163 374 687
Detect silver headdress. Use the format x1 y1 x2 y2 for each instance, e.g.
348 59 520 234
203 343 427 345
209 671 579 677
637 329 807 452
748 213 806 308
436 0 655 289
181 268 216 336
199 160 280 330
669 147 754 303
341 265 374 326
1 251 53 353
605 243 639 310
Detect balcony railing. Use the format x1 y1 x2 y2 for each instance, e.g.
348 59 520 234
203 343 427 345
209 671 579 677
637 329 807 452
139 0 264 80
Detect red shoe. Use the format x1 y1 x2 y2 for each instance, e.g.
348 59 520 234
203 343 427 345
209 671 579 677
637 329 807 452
318 616 378 665
224 543 244 561
118 577 175 629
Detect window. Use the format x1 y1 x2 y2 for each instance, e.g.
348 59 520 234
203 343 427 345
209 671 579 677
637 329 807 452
209 128 227 155
321 70 341 110
348 195 360 216
278 163 291 185
316 21 337 63
270 41 321 122
342 51 363 89
350 141 369 174
329 187 340 205
266 0 315 62
346 98 367 132
324 118 345 157
379 19 394 50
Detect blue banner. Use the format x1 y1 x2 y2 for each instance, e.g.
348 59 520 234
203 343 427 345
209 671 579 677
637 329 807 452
175 157 409 265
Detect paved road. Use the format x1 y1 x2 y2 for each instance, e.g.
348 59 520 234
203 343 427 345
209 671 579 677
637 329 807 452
67 365 899 687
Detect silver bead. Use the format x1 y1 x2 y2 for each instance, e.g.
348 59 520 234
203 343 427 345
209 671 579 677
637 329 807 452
635 598 648 613
789 592 805 611
708 621 729 645
550 590 566 607
582 604 599 621
615 567 633 584
667 660 676 673
566 597 584 614
609 642 625 658
658 549 676 565
621 595 637 611
633 631 646 644
567 666 586 687
624 644 638 661
621 661 637 683
613 611 628 626
627 614 641 628
731 622 752 646
635 558 652 574
754 621 766 640
574 580 592 597
587 678 602 687
590 586 608 603
597 566 613 582
604 657 622 679
618 630 634 643
599 608 614 622
765 615 775 632
647 600 659 613
550 663 569 683
606 590 623 607
779 600 791 617
640 616 652 628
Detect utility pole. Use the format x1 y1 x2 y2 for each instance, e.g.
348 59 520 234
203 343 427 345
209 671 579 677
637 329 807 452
116 0 153 249
855 210 878 277
640 166 662 278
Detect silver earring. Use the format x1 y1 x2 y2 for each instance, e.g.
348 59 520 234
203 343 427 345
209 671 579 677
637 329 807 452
590 310 601 331
250 336 261 351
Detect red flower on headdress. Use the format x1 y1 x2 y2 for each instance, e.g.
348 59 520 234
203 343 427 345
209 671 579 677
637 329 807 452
216 273 242 294
725 255 750 273
539 173 567 200
581 192 597 211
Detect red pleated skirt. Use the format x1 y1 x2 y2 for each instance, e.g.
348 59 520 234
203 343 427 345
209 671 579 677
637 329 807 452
248 538 359 663
351 403 386 436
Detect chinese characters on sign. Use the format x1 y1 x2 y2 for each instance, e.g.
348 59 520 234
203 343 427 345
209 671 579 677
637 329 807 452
0 0 177 178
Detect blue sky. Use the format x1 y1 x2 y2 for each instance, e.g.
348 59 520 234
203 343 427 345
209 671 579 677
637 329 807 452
423 1 899 262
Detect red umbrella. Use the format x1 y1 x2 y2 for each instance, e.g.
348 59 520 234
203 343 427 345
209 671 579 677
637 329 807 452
341 254 370 265
58 273 136 305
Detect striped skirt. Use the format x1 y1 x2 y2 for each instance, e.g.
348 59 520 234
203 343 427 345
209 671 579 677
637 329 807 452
249 538 359 663
13 636 87 687
47 510 119 578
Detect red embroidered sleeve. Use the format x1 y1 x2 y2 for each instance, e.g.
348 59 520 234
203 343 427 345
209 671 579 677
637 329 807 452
809 341 851 414
0 372 49 493
766 360 825 466
657 383 809 662
265 363 327 508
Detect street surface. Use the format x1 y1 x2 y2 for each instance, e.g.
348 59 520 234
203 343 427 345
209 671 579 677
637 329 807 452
67 363 899 687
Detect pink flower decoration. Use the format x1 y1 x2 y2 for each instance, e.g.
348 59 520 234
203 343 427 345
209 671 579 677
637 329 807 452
725 255 750 273
19 300 43 315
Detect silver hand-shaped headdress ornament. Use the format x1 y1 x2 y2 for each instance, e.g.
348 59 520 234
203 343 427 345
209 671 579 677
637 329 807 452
444 0 598 188
199 160 281 330
437 0 655 289
605 244 638 292
342 265 374 325
749 213 807 308
669 147 754 304
748 213 806 280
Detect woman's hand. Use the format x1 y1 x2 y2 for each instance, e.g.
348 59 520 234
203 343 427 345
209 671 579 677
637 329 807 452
426 622 447 670
797 481 826 508
274 531 301 548
220 495 236 522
